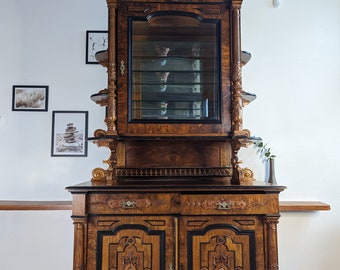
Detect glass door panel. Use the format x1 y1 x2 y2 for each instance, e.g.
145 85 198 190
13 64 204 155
130 14 220 122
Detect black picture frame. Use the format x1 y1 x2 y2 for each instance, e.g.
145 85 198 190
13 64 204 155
86 30 108 64
51 111 88 157
12 85 49 111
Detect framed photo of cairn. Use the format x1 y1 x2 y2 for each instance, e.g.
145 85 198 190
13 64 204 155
51 111 88 157
12 85 48 111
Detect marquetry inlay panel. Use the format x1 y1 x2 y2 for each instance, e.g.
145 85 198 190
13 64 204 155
87 215 176 270
181 216 260 270
99 229 161 270
88 193 179 214
181 194 279 215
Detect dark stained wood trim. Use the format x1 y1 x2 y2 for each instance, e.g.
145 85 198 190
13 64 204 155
0 200 330 212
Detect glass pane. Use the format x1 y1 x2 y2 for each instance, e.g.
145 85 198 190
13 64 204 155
130 16 220 122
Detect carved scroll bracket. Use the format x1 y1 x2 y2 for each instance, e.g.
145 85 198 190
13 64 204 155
90 129 118 184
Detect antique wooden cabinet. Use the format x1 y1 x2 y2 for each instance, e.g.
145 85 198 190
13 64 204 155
68 183 284 270
67 0 285 269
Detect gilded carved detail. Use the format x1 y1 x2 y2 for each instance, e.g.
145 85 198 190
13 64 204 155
231 62 243 133
240 167 255 184
91 167 108 181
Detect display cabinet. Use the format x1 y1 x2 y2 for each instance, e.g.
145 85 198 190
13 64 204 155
68 0 285 269
89 0 258 184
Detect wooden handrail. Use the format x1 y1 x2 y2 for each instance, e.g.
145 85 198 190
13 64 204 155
0 200 330 212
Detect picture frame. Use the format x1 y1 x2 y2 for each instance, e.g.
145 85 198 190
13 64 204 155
86 30 108 64
12 85 48 111
51 111 88 157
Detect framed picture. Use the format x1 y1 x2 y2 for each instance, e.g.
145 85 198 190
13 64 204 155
86 30 108 64
12 85 48 111
51 111 88 157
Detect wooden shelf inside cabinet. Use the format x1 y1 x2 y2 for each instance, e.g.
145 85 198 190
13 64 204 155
95 50 108 68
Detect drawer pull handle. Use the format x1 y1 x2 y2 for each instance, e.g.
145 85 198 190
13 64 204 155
122 200 136 209
217 201 231 210
169 262 174 270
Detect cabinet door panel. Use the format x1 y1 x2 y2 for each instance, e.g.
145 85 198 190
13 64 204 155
116 2 232 136
88 216 176 270
179 216 264 270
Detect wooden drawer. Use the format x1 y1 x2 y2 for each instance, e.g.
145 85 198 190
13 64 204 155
181 193 279 215
87 193 180 214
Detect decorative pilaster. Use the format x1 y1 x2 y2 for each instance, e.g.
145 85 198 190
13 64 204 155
73 218 87 270
231 0 243 136
265 215 280 270
71 193 88 270
106 0 118 136
230 1 254 185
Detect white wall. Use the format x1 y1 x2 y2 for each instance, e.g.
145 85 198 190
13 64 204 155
0 0 108 200
0 0 339 269
0 211 73 270
0 0 108 269
241 0 340 269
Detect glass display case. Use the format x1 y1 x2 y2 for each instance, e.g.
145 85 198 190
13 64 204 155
115 5 234 137
90 1 256 182
130 15 221 122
